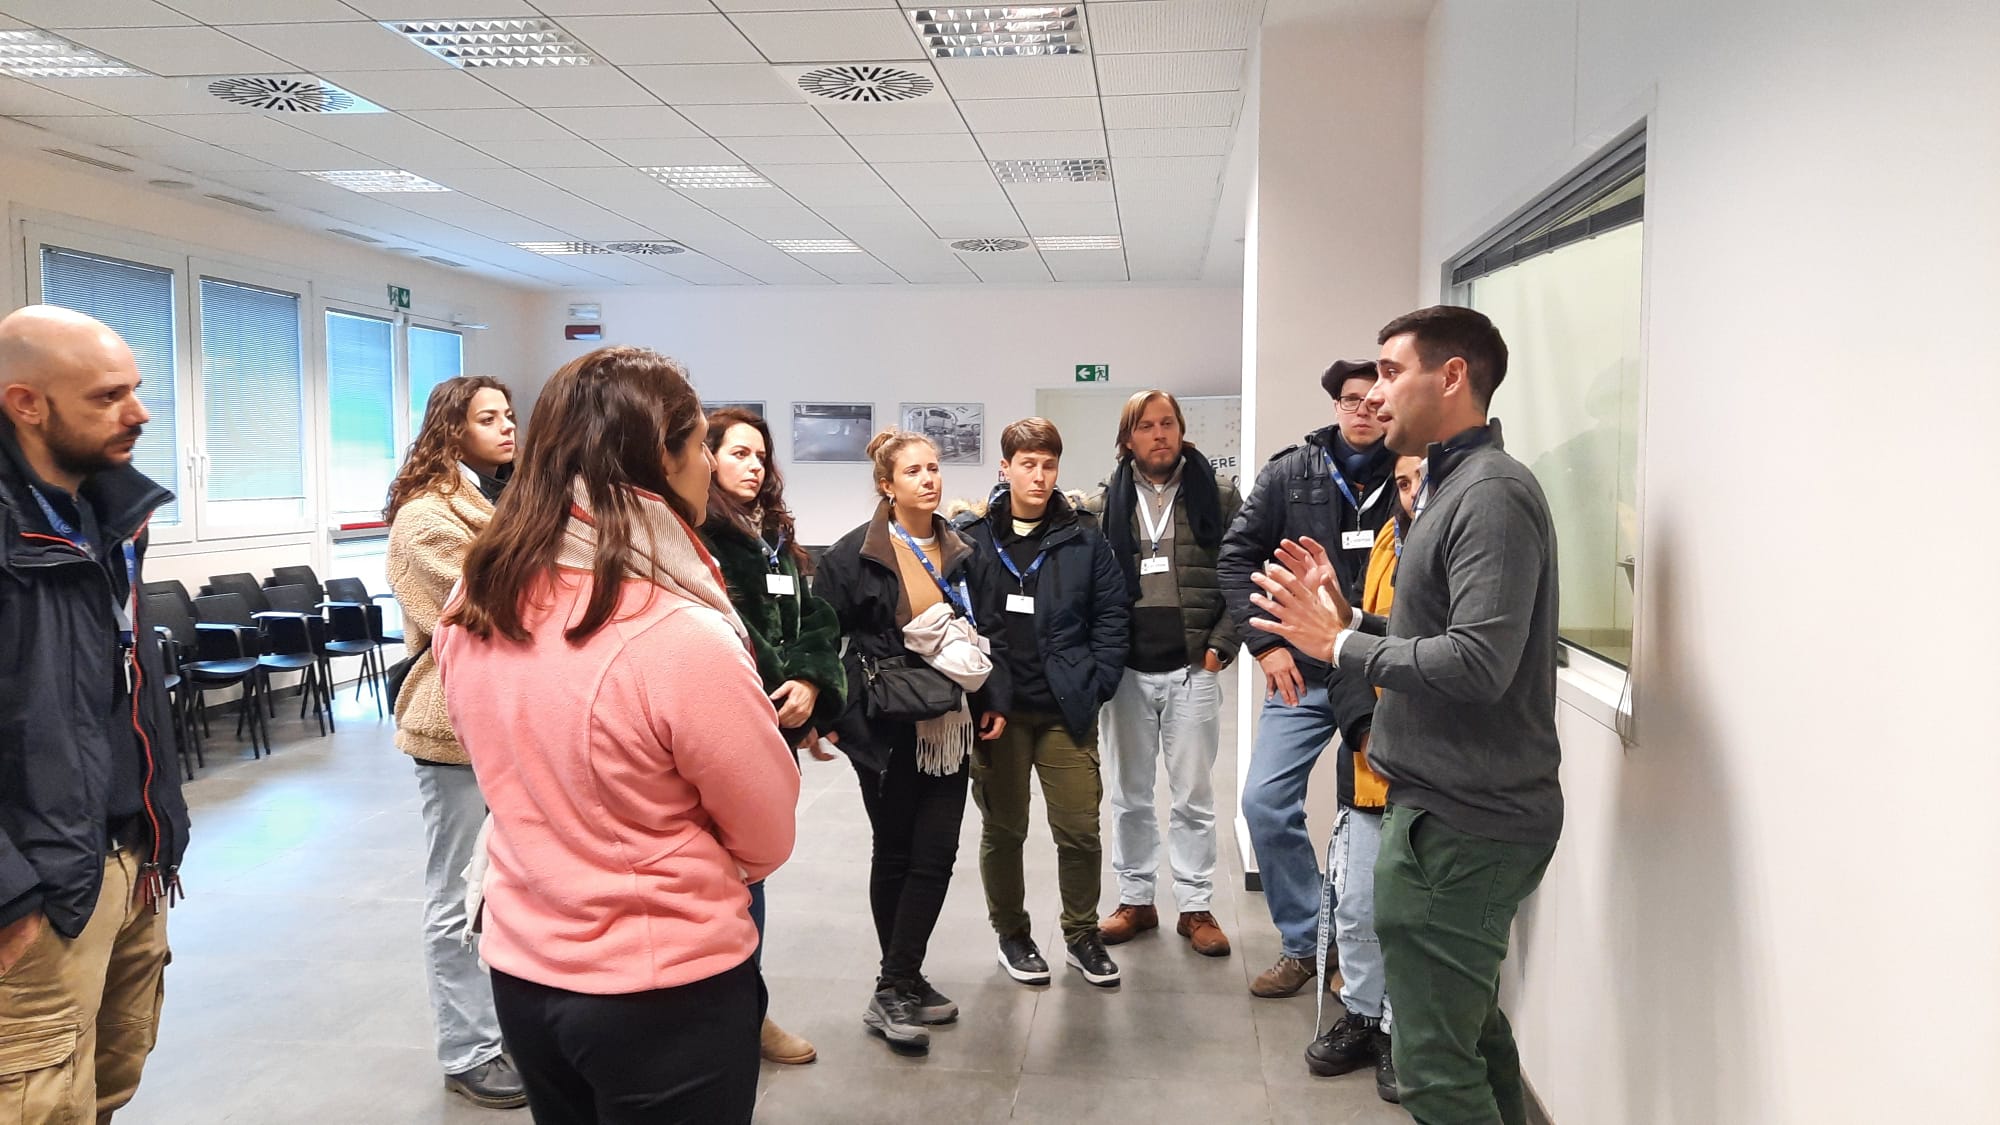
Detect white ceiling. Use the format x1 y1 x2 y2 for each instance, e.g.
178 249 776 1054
0 0 1266 289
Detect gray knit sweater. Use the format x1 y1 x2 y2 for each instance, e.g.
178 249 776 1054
1339 427 1564 844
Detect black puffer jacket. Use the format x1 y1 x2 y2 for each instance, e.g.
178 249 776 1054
955 486 1128 738
815 503 1012 774
1219 426 1396 673
0 420 188 938
1083 444 1243 669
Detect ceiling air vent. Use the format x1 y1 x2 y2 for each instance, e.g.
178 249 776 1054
207 75 384 114
147 178 194 190
421 255 467 268
44 148 133 173
795 64 935 103
602 241 686 255
328 228 385 244
951 237 1029 253
205 193 276 213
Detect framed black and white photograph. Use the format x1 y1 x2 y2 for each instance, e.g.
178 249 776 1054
705 400 765 418
900 402 983 465
791 402 875 463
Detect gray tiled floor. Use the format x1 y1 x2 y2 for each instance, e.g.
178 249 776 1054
122 682 1406 1125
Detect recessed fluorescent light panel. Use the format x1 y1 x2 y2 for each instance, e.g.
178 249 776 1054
388 19 593 68
0 30 143 77
303 169 452 194
910 7 1086 58
513 241 610 255
641 165 770 190
1035 235 1121 251
992 157 1108 183
769 239 860 254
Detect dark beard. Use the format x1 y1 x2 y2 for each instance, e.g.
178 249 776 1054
45 401 138 480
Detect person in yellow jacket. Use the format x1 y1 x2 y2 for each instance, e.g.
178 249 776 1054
1304 453 1425 1103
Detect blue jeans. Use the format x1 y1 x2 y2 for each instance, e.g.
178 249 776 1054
414 760 505 1074
1242 679 1342 959
748 880 766 967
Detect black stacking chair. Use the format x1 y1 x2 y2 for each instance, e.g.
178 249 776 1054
145 590 267 759
267 565 325 608
194 592 325 739
264 582 340 733
141 579 195 621
322 577 386 717
202 572 272 614
327 574 404 649
150 626 200 780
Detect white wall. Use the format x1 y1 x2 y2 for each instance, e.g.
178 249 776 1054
525 286 1243 544
0 141 542 602
1420 2 2000 1121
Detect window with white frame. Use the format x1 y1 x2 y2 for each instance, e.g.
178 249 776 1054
407 324 464 435
197 276 309 532
1454 135 1645 668
37 247 182 526
325 310 396 519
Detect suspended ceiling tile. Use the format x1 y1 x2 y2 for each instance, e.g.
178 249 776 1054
224 139 377 170
678 102 833 137
703 207 840 240
872 160 997 194
62 26 291 77
719 134 861 164
1113 154 1226 183
219 22 448 72
755 163 900 206
622 64 801 106
844 131 981 163
21 114 193 150
137 113 309 147
401 109 566 143
311 68 517 112
1095 50 1249 95
533 0 719 13
812 203 933 235
469 138 621 168
933 55 1097 101
0 0 193 28
910 203 1025 238
538 105 704 140
554 14 763 65
1088 0 1262 53
957 97 1100 133
531 165 707 209
42 76 257 116
1045 250 1130 284
592 135 739 165
1101 91 1243 130
653 256 761 286
160 0 362 21
114 141 276 173
813 98 964 137
1003 179 1115 206
974 129 1107 160
387 142 510 173
1011 200 1121 234
473 65 662 108
341 0 542 15
677 185 796 210
1108 126 1234 157
729 10 926 64
0 77 105 117
712 0 900 11
962 250 1053 284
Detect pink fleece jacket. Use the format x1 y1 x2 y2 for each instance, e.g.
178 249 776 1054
434 571 799 996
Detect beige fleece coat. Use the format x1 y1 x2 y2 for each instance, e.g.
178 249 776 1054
386 478 494 764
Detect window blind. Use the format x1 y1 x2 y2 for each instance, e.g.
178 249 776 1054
326 310 395 517
407 325 464 435
199 278 304 516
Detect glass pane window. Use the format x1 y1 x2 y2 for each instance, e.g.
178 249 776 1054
407 326 464 436
199 277 306 527
38 247 181 525
325 311 395 518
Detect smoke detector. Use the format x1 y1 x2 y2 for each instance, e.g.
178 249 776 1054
792 63 937 103
207 75 385 114
950 237 1029 253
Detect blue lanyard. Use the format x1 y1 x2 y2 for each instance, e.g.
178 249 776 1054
1322 451 1363 531
998 545 1048 589
762 530 786 573
30 484 90 555
890 521 975 624
32 485 136 642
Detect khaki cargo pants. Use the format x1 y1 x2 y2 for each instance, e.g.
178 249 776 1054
0 849 170 1124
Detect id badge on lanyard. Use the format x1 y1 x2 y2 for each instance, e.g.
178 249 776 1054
762 533 797 596
1137 488 1176 574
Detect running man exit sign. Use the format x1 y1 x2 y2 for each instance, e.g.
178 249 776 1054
1075 364 1109 382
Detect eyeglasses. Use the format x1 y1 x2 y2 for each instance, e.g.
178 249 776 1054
1334 395 1371 413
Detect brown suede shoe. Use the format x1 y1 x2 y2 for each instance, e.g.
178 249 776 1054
760 1017 817 1065
1175 911 1231 957
1098 903 1159 945
1251 955 1314 998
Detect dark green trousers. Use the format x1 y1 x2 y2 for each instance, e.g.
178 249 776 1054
970 710 1103 945
1375 803 1556 1125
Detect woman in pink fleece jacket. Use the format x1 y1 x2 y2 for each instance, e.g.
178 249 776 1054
434 346 798 1124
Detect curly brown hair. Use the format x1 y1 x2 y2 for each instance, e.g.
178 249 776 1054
384 375 513 523
705 407 805 566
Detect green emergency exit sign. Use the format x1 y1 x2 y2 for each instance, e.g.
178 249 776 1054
388 285 411 310
1075 364 1109 383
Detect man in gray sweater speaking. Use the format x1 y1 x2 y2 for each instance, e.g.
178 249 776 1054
1248 305 1560 1125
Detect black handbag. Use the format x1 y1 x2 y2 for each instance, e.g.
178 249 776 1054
384 644 426 713
860 652 963 723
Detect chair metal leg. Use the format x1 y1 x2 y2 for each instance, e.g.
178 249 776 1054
321 655 338 733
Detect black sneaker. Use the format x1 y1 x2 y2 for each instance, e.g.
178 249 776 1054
1374 1032 1400 1103
907 975 960 1025
1305 1009 1382 1077
1064 934 1121 987
444 1054 528 1109
997 932 1051 985
863 984 930 1053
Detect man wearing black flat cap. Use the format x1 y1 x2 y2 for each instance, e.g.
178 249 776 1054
1218 358 1397 998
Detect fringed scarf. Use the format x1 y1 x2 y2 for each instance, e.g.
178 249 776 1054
555 481 749 647
900 602 992 776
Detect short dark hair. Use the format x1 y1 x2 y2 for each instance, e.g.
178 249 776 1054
1001 417 1062 460
1377 305 1509 407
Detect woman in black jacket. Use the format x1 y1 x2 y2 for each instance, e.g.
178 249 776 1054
698 407 846 1068
813 429 1010 1056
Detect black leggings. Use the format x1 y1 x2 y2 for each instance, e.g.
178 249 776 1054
491 958 765 1125
853 744 970 985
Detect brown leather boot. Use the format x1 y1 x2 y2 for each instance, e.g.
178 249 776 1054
1250 955 1313 998
1097 903 1159 945
760 1017 817 1065
1175 911 1231 957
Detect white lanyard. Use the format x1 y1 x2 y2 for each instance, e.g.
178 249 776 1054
1411 469 1433 523
1135 486 1177 556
